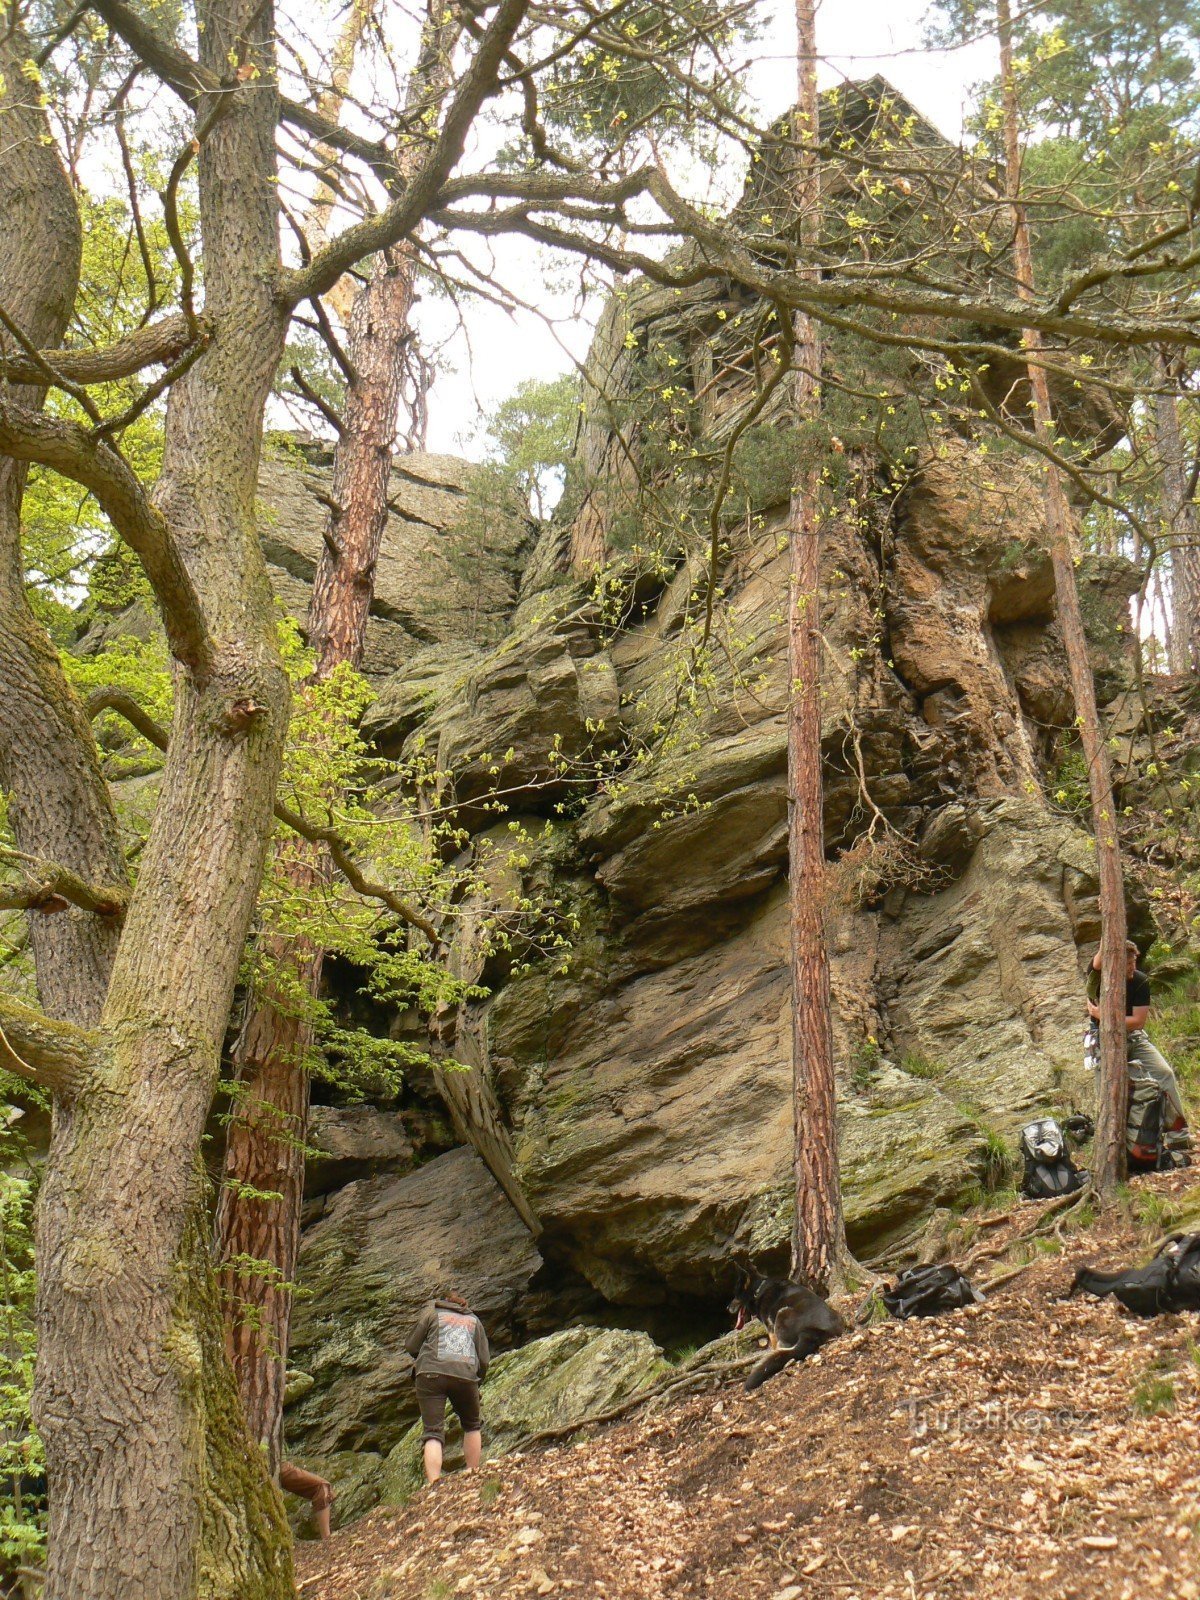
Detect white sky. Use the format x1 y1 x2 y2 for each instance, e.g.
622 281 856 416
420 0 999 455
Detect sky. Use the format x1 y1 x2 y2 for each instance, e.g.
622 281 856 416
419 0 1000 457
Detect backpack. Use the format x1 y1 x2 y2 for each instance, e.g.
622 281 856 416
1085 1024 1190 1174
881 1264 983 1320
1072 1233 1200 1317
1127 1077 1192 1173
1019 1118 1088 1200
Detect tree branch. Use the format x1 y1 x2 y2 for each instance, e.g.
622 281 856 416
431 165 1200 353
0 849 128 918
0 314 201 388
0 993 96 1098
281 0 533 307
88 0 396 182
271 799 442 947
0 402 212 678
84 688 441 944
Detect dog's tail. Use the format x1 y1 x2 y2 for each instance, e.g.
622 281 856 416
743 1347 797 1392
1069 1267 1122 1299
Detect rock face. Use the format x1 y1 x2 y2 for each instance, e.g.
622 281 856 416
260 83 1144 1524
285 1147 542 1461
304 1106 418 1197
484 799 1099 1298
256 444 532 677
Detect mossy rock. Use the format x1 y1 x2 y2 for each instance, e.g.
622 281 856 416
377 1325 671 1507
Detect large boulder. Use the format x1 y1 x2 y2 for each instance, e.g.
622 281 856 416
256 444 532 676
487 799 1095 1297
376 1325 672 1504
285 1147 541 1461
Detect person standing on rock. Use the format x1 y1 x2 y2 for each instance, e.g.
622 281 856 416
406 1290 490 1485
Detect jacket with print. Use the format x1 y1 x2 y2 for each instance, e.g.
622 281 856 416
405 1299 490 1381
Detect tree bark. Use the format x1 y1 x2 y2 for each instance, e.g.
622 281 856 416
214 1 455 1472
786 0 850 1293
1154 352 1200 674
28 2 296 1593
996 0 1128 1196
213 860 321 1470
0 25 127 1030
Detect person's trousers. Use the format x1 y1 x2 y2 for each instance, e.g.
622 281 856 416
279 1462 334 1510
415 1373 482 1444
1127 1031 1187 1128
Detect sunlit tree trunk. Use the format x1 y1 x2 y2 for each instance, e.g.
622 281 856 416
786 0 851 1293
997 0 1127 1196
3 4 298 1592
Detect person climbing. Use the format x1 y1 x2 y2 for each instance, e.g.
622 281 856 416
279 1462 335 1539
405 1289 490 1485
1087 938 1188 1134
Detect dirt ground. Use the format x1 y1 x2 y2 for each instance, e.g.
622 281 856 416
297 1175 1200 1600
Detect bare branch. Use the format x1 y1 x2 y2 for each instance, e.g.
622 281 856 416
287 366 346 436
282 0 533 307
88 0 396 181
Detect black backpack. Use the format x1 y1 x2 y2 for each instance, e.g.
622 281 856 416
1071 1233 1200 1317
882 1264 983 1320
1126 1078 1192 1173
1019 1118 1088 1200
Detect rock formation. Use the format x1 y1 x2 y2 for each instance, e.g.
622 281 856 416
274 319 1137 1532
77 83 1145 1529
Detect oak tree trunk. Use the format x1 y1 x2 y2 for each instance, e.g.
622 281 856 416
786 0 850 1292
997 0 1128 1196
0 25 126 1029
29 2 297 1593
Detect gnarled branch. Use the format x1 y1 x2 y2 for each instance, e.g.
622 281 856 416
0 993 97 1098
0 849 128 918
0 401 211 678
0 314 201 388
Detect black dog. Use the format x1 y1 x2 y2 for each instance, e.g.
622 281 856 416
728 1270 844 1391
1069 1233 1200 1318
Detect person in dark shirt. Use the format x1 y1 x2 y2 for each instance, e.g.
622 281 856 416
405 1290 490 1485
1087 939 1186 1129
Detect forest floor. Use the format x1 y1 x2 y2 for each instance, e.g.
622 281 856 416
297 1170 1200 1600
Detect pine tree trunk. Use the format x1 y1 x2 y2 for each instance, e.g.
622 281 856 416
307 251 418 674
213 846 323 1472
1154 354 1200 674
996 0 1127 1196
786 0 850 1292
214 10 452 1464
